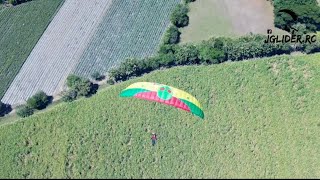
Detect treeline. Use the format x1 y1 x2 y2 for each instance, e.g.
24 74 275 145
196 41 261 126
107 34 288 83
1 0 32 5
273 0 320 32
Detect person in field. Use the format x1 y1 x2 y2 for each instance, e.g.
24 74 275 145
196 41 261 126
151 132 157 146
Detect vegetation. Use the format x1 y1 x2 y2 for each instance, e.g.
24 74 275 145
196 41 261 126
66 75 97 99
62 89 78 103
1 54 320 178
0 0 63 99
16 105 33 118
91 71 104 81
26 91 50 110
8 0 32 5
170 4 190 28
0 102 11 117
274 0 320 32
108 34 305 83
163 26 181 45
74 0 180 78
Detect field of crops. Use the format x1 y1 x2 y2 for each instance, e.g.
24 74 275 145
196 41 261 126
0 0 63 100
1 53 320 178
1 0 112 106
73 0 180 77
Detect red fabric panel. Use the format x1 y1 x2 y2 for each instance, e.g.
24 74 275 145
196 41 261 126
134 92 191 112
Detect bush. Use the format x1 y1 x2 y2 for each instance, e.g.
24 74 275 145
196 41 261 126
163 26 181 45
184 0 196 3
198 43 225 64
174 44 199 65
91 71 105 81
0 102 12 117
62 89 78 102
170 4 189 28
16 105 34 118
75 79 93 97
107 79 115 85
66 74 82 88
273 0 320 32
27 91 50 110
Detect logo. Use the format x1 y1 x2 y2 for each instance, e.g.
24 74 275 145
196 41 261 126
265 9 317 44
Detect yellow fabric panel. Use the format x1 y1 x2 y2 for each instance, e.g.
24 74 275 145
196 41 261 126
124 82 203 109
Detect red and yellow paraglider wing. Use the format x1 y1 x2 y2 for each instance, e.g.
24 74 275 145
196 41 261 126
120 82 204 119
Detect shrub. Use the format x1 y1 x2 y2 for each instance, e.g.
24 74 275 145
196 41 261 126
198 44 225 64
62 89 78 102
163 26 181 45
74 79 93 97
91 71 104 81
0 102 12 117
184 0 196 3
27 91 50 110
107 79 115 85
174 44 199 65
170 4 189 28
16 105 34 118
66 74 83 88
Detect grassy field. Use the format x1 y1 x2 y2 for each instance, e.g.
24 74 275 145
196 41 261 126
1 53 320 178
0 0 63 99
179 0 234 43
180 0 287 43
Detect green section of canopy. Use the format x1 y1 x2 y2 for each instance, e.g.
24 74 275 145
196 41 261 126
120 88 150 97
180 99 205 119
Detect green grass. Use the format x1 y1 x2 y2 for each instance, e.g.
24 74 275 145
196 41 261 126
1 53 320 178
0 0 63 99
179 0 234 43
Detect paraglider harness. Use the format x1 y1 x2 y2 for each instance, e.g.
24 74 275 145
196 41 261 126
151 133 157 146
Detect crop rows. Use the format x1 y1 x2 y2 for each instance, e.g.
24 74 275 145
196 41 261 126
73 0 180 77
0 0 63 101
1 0 112 105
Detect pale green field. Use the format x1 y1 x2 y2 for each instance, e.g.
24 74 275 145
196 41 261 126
1 53 320 178
179 0 234 43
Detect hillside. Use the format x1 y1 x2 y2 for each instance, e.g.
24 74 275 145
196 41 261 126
0 0 63 99
1 54 320 178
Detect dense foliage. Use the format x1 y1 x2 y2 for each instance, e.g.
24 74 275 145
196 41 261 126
16 105 34 118
108 34 300 83
273 0 320 32
26 91 50 110
170 4 189 28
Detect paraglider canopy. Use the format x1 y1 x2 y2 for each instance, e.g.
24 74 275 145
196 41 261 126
120 82 204 119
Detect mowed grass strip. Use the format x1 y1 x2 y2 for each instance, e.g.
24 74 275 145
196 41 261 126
0 0 63 99
1 53 320 178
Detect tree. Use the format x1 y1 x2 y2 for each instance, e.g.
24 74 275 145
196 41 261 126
66 74 83 88
170 4 189 28
0 102 12 117
162 26 181 45
27 91 50 110
198 44 225 64
91 71 104 81
62 89 78 102
174 45 199 65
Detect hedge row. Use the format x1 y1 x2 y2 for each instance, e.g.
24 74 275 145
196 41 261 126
107 34 320 83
